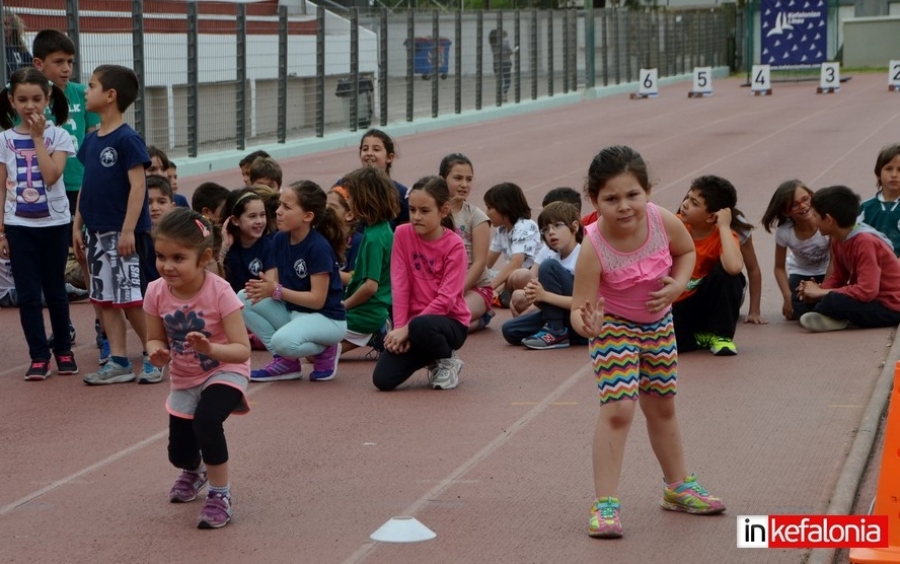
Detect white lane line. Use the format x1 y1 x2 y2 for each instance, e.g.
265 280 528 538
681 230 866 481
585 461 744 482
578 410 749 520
342 363 593 564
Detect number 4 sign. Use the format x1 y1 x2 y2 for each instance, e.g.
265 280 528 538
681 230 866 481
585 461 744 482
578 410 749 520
890 60 900 92
689 67 713 98
817 62 840 94
751 65 772 96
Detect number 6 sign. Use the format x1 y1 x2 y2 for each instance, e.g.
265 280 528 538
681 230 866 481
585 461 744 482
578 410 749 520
638 68 658 97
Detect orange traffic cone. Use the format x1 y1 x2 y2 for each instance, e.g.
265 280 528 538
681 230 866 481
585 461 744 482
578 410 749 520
850 361 900 563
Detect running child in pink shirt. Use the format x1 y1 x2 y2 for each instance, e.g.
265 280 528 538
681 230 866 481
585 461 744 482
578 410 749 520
373 176 470 391
144 208 251 530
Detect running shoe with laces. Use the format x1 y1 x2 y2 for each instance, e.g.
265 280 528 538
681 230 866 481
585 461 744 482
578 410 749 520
661 474 726 514
249 355 302 382
83 361 135 385
138 355 164 384
98 338 111 365
197 491 232 529
521 325 570 350
25 359 52 381
170 469 208 503
710 337 737 356
799 312 849 332
589 496 623 538
693 332 714 350
430 350 463 390
55 351 79 375
309 343 341 381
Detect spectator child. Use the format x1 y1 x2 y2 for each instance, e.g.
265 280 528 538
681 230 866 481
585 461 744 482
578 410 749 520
3 9 33 77
144 208 251 529
326 185 362 286
373 176 469 391
570 145 724 539
672 175 748 356
761 179 830 320
248 157 282 192
440 153 493 332
0 68 76 380
483 182 542 306
798 186 900 331
191 182 230 223
502 201 582 349
147 145 187 208
859 143 900 257
249 183 280 234
338 167 398 354
507 186 582 316
358 129 409 225
167 161 178 193
218 188 275 293
239 149 270 186
240 181 347 382
73 64 162 385
147 175 175 227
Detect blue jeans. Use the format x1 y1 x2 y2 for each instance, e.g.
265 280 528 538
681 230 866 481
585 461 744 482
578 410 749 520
6 224 72 360
239 291 346 358
501 260 586 345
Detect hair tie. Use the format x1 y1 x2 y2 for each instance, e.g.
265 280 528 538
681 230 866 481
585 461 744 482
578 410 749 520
234 191 257 206
4 82 8 91
195 219 210 238
48 80 53 89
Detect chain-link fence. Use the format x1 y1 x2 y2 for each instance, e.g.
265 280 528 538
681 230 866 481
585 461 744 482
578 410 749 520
2 1 733 159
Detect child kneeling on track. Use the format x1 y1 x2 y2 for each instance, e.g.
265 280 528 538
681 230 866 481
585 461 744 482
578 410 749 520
373 176 469 391
571 146 725 539
144 208 251 529
240 181 347 382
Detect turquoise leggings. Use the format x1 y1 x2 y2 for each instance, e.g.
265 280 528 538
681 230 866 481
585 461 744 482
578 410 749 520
239 291 346 359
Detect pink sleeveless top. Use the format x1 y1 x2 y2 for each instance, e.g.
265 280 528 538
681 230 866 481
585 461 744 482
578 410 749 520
586 203 673 323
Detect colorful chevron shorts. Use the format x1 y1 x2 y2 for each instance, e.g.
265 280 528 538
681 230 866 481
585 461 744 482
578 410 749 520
590 312 677 405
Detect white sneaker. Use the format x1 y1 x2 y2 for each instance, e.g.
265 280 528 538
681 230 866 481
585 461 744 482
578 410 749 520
430 350 463 390
83 361 135 385
139 356 164 384
800 312 849 332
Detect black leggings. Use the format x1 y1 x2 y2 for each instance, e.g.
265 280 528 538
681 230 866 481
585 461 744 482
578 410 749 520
168 384 244 469
372 315 467 391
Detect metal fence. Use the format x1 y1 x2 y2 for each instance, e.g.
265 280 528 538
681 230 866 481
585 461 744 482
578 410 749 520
1 0 733 159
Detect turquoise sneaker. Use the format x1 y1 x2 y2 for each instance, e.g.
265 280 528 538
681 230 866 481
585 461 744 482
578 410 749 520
589 496 623 538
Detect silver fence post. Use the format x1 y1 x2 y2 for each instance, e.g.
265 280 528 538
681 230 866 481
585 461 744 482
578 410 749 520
236 3 246 151
67 0 81 83
613 9 621 84
514 10 520 103
496 11 503 106
623 11 631 83
601 9 608 87
379 8 388 126
562 9 569 93
316 6 324 137
406 10 414 122
547 10 553 97
455 9 462 114
187 1 198 157
475 11 482 110
277 5 287 144
0 0 6 85
350 8 359 132
585 1 595 89
530 10 537 100
431 10 438 118
132 0 146 139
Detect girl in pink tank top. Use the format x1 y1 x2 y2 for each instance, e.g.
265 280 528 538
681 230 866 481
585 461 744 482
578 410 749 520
569 146 726 539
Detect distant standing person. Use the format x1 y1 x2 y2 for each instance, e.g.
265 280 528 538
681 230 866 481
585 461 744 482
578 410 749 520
488 28 513 100
3 9 33 78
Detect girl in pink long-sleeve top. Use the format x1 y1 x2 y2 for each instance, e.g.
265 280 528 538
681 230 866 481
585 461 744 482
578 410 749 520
373 176 470 391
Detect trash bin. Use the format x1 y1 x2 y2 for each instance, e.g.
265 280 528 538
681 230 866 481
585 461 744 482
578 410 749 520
403 37 451 80
334 76 374 129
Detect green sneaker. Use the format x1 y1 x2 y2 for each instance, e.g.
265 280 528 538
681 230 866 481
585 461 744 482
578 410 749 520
661 474 726 514
693 332 714 350
710 337 737 356
588 496 623 538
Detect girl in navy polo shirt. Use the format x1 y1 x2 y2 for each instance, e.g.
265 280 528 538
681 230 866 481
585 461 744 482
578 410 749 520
240 181 347 382
218 188 275 293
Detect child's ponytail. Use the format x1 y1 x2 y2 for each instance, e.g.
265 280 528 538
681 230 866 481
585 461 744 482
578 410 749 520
0 68 70 129
287 180 348 264
48 84 69 126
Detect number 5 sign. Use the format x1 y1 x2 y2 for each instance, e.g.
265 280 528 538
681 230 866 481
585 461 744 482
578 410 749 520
689 67 713 98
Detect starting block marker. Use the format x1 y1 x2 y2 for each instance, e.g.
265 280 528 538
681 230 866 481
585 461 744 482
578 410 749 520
890 60 900 92
751 65 772 96
688 67 713 98
817 62 840 94
631 68 658 99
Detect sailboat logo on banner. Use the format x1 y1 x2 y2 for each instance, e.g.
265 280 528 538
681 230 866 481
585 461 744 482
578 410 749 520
767 12 794 36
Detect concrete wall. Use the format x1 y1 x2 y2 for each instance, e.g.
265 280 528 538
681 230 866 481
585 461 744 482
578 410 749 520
842 16 900 66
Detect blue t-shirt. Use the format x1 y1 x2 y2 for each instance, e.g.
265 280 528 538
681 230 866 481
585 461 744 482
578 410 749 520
174 193 189 208
77 124 152 233
224 236 276 293
393 180 410 225
271 230 345 320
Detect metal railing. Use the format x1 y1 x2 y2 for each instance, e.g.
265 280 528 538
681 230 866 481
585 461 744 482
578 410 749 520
1 0 732 159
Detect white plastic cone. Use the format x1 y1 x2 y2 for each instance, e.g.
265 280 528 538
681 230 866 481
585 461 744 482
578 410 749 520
369 516 436 543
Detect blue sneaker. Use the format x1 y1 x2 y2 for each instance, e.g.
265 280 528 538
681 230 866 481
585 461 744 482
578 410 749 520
98 338 111 365
521 325 570 350
138 355 164 384
83 361 135 385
